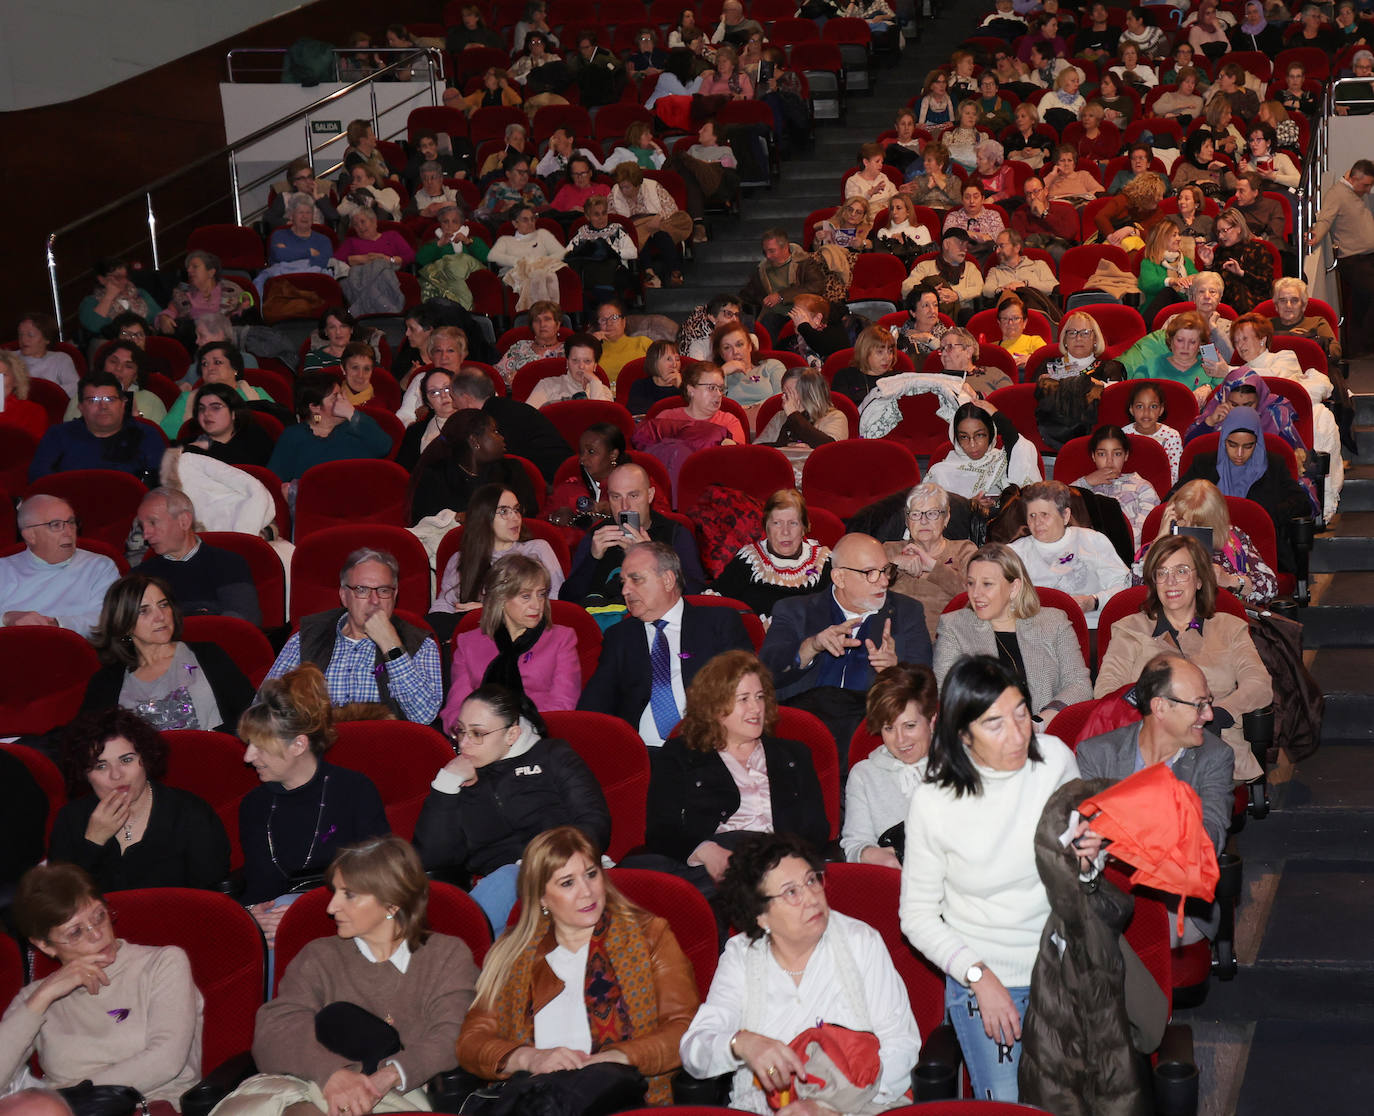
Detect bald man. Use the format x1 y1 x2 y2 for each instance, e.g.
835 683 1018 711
760 533 932 768
0 495 119 638
560 462 705 604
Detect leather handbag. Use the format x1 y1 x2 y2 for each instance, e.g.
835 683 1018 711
58 1081 149 1116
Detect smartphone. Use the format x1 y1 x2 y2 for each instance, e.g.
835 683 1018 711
618 510 641 536
1172 523 1214 552
1200 343 1220 364
758 59 776 82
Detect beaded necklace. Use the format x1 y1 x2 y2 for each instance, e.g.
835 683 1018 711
266 774 330 877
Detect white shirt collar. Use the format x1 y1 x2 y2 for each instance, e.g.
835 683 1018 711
163 539 202 563
831 587 880 624
646 596 686 630
353 937 411 972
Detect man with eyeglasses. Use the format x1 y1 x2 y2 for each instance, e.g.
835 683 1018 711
267 159 339 228
28 371 165 485
1 495 119 637
761 533 932 769
1010 178 1078 261
1078 653 1234 942
591 298 653 380
265 548 442 724
536 127 605 180
982 230 1059 310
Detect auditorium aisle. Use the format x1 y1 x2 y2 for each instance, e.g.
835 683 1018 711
1178 355 1374 1115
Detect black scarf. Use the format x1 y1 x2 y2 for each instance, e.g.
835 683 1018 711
481 618 547 697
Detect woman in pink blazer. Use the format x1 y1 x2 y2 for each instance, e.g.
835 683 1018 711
440 554 581 733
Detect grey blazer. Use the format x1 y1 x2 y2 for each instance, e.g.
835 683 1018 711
1076 721 1236 853
932 606 1093 716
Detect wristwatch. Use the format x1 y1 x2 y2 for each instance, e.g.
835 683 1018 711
383 646 405 662
965 963 986 986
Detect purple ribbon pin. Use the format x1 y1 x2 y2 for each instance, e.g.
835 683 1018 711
107 1009 130 1022
1057 552 1076 565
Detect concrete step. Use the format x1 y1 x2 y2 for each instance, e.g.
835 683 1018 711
1299 571 1374 646
1337 466 1374 512
1354 425 1374 463
1313 512 1374 572
1309 648 1374 740
1351 392 1374 426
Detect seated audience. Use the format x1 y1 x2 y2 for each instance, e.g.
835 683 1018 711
1095 533 1271 781
154 251 252 343
841 663 939 866
78 259 164 340
577 542 751 743
627 341 685 416
738 229 827 338
647 360 747 445
884 482 978 641
609 164 686 289
161 342 268 438
546 423 634 526
756 366 846 480
494 300 566 386
1143 310 1228 393
900 654 1088 1101
1072 425 1161 549
440 555 580 723
1 496 119 637
64 342 165 424
268 196 334 271
181 382 276 467
927 400 1041 512
712 488 833 619
934 326 1012 398
679 296 746 363
904 144 963 211
846 143 900 207
832 325 901 407
446 368 574 483
135 487 261 623
1042 145 1105 201
0 864 203 1103
760 533 933 766
266 374 391 489
982 230 1058 310
1122 381 1183 484
680 832 921 1110
264 548 443 725
0 351 48 440
902 228 983 321
410 409 538 524
215 836 478 1116
82 573 255 732
48 707 230 891
28 372 165 484
1010 480 1131 627
714 320 784 417
991 294 1045 371
1270 276 1341 361
417 686 608 930
894 290 951 361
300 307 378 373
935 542 1093 718
526 334 614 410
1196 210 1273 314
457 826 697 1106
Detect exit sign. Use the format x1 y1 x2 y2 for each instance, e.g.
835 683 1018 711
311 120 342 134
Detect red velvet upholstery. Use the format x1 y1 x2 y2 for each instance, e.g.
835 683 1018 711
966 307 1055 346
683 594 766 653
847 725 883 767
1151 300 1238 331
161 729 258 871
329 720 455 841
33 890 265 1071
182 615 276 689
0 427 40 497
1260 376 1314 448
274 882 492 996
289 524 432 621
510 357 611 403
1052 433 1173 501
455 598 603 682
1059 244 1134 300
825 865 947 1039
26 469 147 552
802 440 919 519
1098 379 1200 436
1045 699 1101 749
987 383 1052 456
198 531 287 630
608 867 719 1002
0 742 65 842
776 706 840 840
1078 303 1148 347
0 627 99 736
294 459 411 540
541 399 636 448
677 445 796 513
233 464 292 538
188 225 266 272
544 711 649 862
753 391 860 440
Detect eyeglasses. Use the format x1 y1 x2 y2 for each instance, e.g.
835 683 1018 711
118 329 145 340
597 313 623 325
1063 328 1094 339
21 517 79 533
764 871 826 906
906 508 946 522
197 401 228 413
494 505 522 518
838 564 896 584
1162 694 1215 715
451 724 511 743
83 394 121 405
693 382 725 394
426 386 455 398
48 905 113 947
1152 565 1194 583
344 583 397 599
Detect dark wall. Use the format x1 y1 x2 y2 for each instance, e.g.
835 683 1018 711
1 0 440 329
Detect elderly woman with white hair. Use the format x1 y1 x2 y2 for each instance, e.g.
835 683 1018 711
883 482 978 641
1037 312 1127 382
268 195 335 270
1270 276 1342 362
1121 270 1235 374
973 139 1016 203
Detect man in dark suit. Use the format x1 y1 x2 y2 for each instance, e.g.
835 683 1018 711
1077 653 1234 943
577 541 752 746
760 533 932 769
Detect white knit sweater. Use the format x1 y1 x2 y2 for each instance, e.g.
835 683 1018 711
899 735 1078 990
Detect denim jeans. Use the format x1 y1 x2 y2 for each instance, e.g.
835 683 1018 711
471 863 521 934
945 974 1032 1101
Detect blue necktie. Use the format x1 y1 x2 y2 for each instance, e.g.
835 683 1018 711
649 619 680 739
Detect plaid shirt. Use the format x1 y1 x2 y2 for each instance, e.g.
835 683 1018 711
267 615 443 724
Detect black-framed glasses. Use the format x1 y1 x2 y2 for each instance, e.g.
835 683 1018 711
837 564 896 584
344 583 397 599
1162 694 1214 715
21 516 79 533
764 871 826 906
906 508 946 522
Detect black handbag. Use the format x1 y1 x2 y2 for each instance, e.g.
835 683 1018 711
457 1062 647 1116
58 1082 149 1116
314 1002 403 1074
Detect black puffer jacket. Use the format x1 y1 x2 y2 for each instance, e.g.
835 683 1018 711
1018 777 1150 1116
412 735 610 876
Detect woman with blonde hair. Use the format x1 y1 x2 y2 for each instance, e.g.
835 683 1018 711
832 324 899 406
1196 209 1272 314
217 835 478 1116
1139 220 1197 319
457 826 698 1106
816 196 875 252
934 542 1092 717
1152 478 1276 602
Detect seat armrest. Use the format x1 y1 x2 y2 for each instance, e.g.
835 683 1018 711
426 1066 486 1111
1153 1023 1198 1116
671 1069 733 1106
912 1021 961 1100
181 1052 258 1116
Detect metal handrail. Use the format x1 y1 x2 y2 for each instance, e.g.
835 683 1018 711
223 46 448 84
1296 77 1372 267
43 48 443 340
